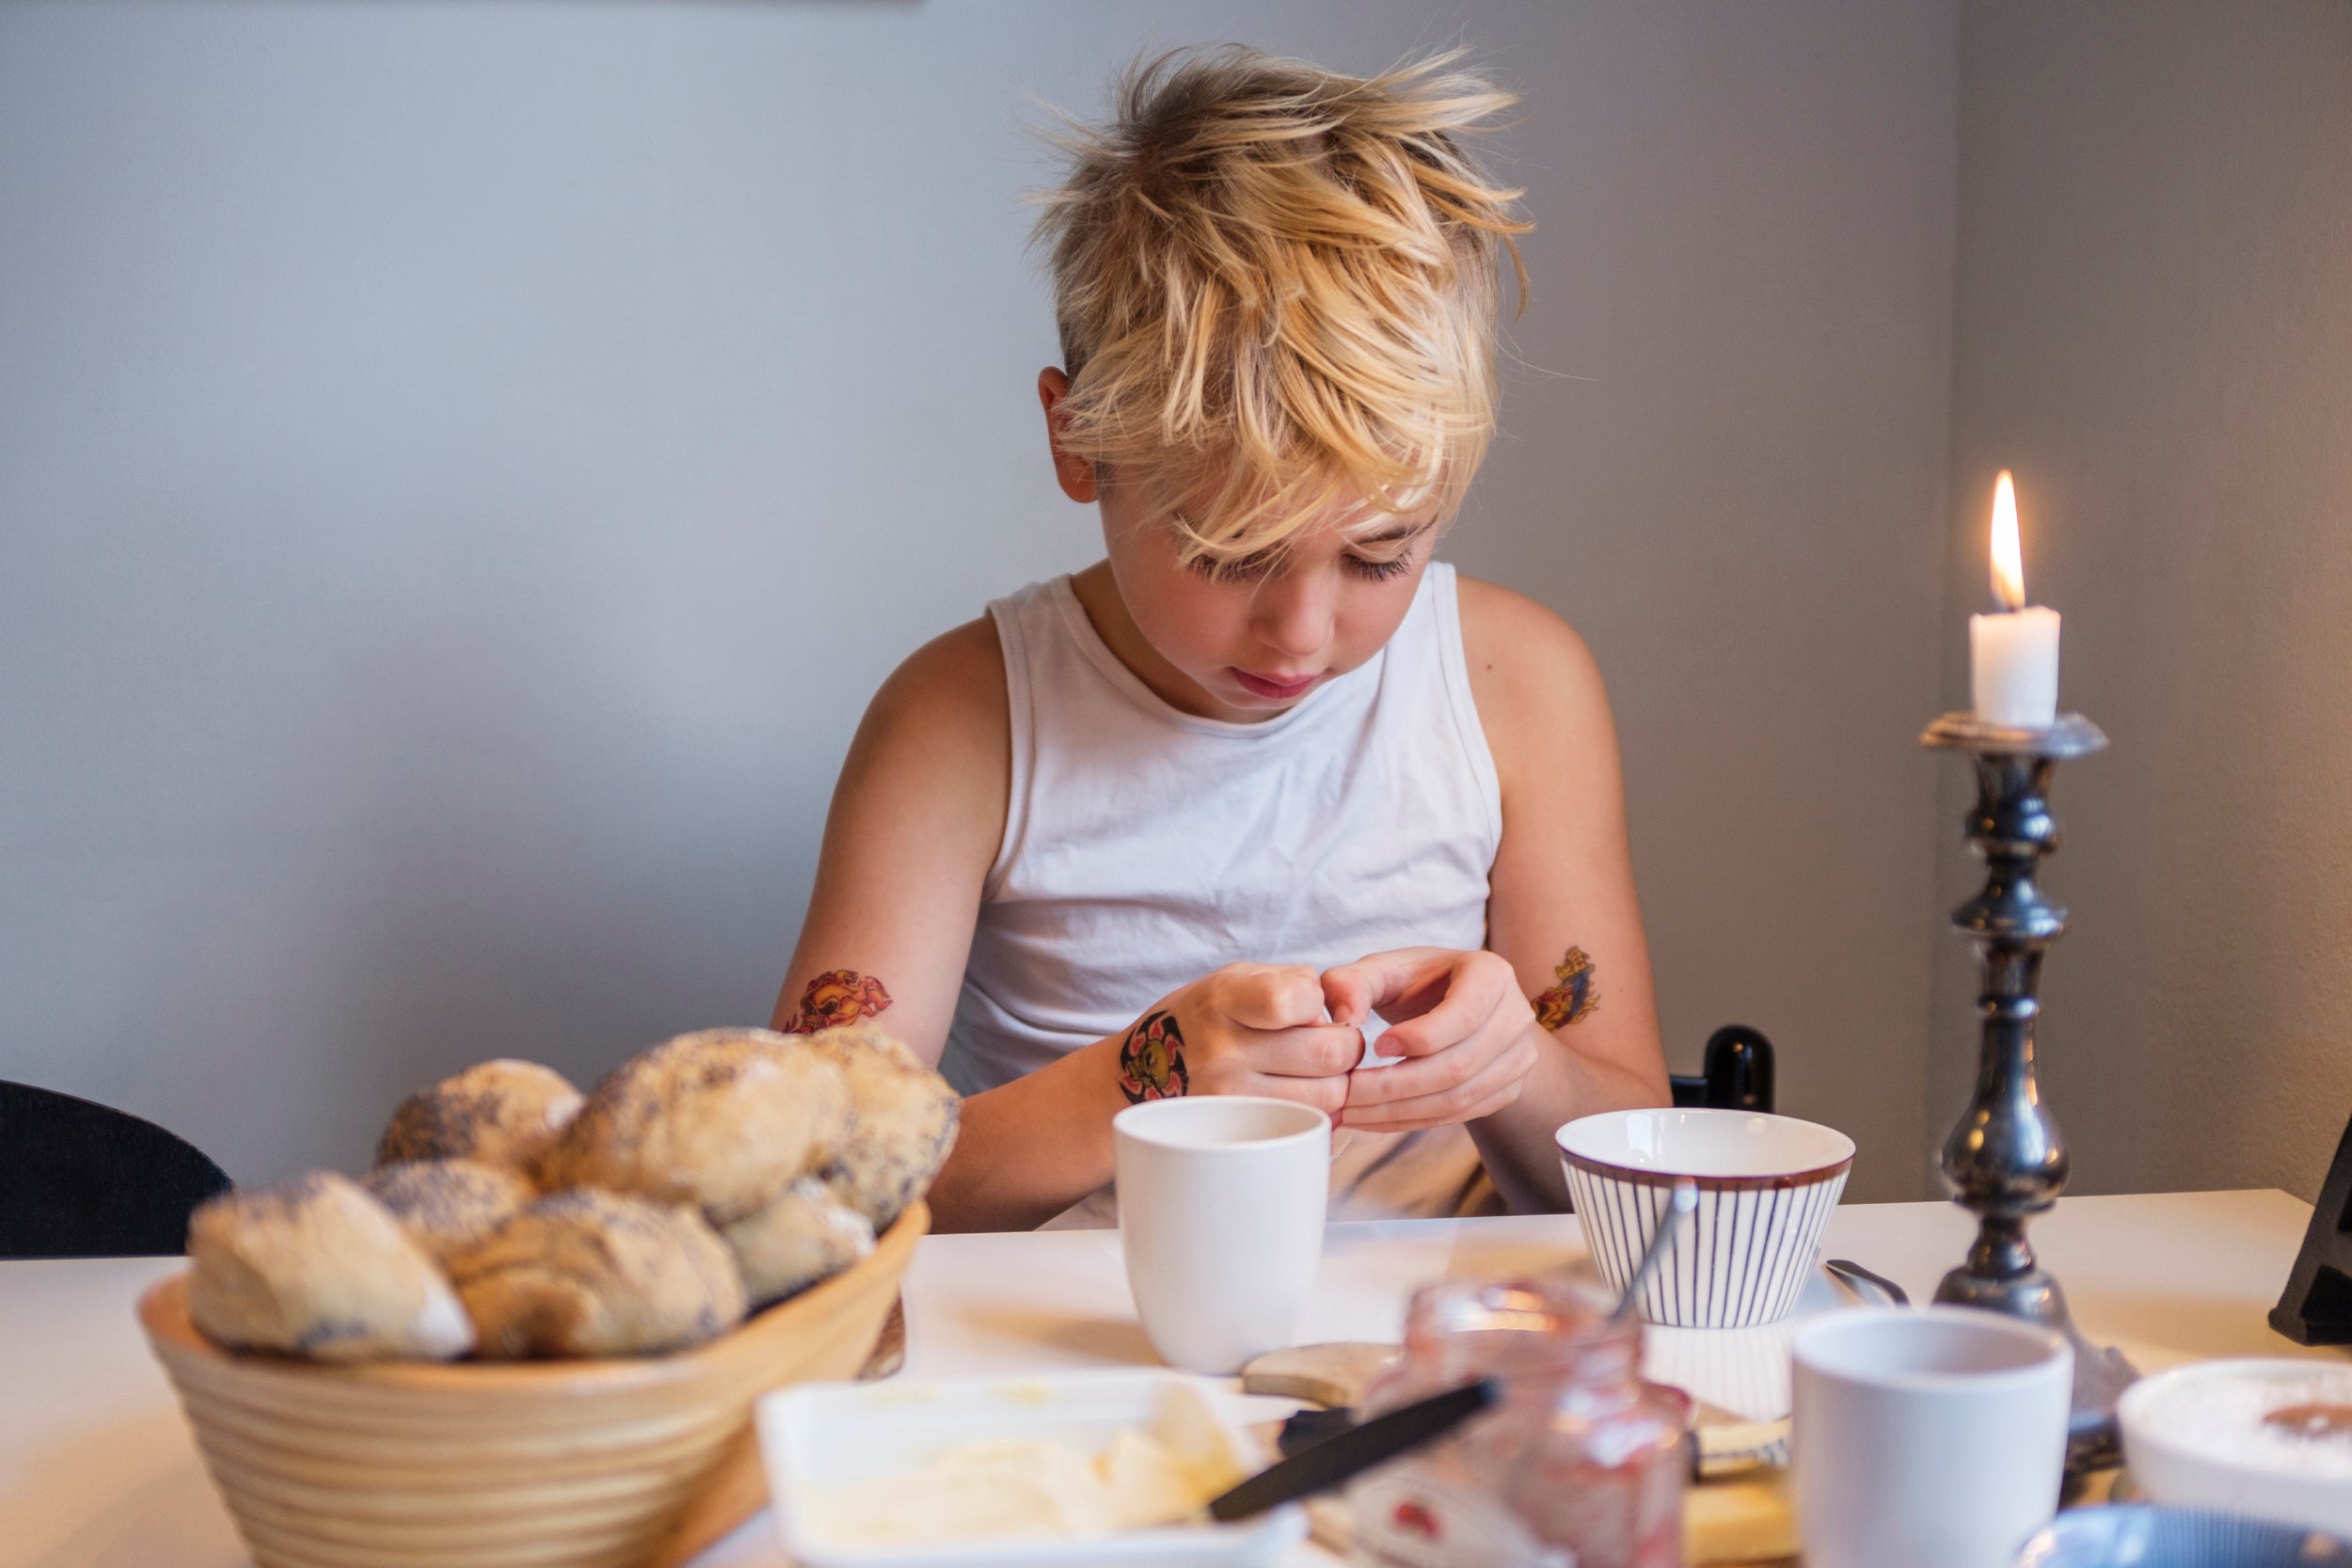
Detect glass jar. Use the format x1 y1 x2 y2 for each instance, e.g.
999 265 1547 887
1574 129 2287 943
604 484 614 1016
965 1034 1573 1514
1347 1275 1690 1568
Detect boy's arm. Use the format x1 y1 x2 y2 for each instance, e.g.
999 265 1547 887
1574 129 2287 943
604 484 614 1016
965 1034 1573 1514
1327 578 1670 1212
781 617 1358 1233
775 618 1118 1232
774 618 1009 1056
1464 578 1672 1207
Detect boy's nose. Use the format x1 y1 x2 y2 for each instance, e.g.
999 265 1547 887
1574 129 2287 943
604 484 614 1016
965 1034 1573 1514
1250 572 1336 660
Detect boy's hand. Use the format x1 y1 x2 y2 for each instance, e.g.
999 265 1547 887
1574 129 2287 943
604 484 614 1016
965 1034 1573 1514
1322 947 1541 1132
1116 963 1362 1118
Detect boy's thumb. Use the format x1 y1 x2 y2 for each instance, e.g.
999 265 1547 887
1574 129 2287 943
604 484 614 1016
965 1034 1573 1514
1320 965 1371 1028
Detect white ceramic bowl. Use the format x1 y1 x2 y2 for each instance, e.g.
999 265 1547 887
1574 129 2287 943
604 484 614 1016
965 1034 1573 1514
1557 1108 1854 1327
2119 1357 2352 1539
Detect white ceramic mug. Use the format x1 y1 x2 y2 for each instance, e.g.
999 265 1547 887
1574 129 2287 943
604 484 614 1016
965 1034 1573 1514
1793 1307 2073 1568
1113 1096 1330 1375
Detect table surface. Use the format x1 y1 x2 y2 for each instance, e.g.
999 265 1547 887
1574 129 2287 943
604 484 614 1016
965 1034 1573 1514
0 1189 2337 1568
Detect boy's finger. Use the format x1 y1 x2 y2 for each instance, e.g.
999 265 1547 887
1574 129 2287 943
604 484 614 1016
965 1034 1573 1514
1221 964 1330 1030
1319 967 1371 1029
1322 948 1452 1023
1237 1067 1351 1120
1343 1032 1494 1107
1340 1047 1526 1130
1376 954 1513 1058
1246 1022 1366 1079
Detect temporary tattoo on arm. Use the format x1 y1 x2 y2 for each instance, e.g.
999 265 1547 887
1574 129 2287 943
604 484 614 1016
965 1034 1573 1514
1116 1010 1190 1103
1533 947 1599 1030
785 969 893 1034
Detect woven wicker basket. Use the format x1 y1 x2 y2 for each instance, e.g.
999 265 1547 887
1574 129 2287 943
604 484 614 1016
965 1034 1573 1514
139 1200 927 1568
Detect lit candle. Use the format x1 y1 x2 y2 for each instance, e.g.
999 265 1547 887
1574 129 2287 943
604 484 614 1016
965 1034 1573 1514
1968 471 2060 726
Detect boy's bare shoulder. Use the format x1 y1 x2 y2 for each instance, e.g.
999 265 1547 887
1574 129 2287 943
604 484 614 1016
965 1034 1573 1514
1454 575 1606 723
866 617 1009 741
843 616 1010 823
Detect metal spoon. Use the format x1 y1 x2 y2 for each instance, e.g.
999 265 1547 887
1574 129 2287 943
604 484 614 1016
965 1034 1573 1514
1612 1178 1700 1323
1824 1257 1912 1307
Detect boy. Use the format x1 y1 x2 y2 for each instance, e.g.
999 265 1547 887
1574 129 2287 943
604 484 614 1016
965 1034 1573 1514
774 46 1669 1231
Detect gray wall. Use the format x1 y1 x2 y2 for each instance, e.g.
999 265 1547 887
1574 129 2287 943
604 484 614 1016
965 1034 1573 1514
1934 2 2352 1201
1 1 1962 1197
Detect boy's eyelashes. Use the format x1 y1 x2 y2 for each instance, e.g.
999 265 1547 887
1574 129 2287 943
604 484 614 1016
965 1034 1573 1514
1187 549 1280 583
1345 553 1417 581
1184 549 1420 584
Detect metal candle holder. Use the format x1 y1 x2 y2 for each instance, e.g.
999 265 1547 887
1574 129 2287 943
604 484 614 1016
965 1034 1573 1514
1923 711 2137 1469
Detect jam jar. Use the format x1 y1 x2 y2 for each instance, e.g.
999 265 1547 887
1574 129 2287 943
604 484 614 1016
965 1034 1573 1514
1347 1275 1689 1568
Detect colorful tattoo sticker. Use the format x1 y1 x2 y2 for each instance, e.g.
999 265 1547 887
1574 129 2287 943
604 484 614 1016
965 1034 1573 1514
1533 947 1599 1030
1117 1010 1190 1104
786 969 893 1035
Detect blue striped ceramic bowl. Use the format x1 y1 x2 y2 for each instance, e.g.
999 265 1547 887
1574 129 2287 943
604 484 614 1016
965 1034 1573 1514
1557 1108 1853 1327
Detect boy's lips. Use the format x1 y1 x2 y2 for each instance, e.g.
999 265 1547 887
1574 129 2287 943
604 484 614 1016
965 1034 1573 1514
1232 667 1322 701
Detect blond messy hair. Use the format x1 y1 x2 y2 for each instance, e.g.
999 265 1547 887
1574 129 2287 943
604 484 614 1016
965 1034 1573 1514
1034 45 1531 563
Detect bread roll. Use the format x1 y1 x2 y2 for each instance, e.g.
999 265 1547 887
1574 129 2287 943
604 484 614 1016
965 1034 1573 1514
535 1028 847 1225
361 1158 533 1265
796 1022 960 1231
723 1177 876 1307
186 1172 473 1363
376 1059 582 1176
449 1189 747 1358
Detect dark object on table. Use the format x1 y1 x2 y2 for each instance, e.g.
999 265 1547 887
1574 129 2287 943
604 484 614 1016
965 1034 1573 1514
1208 1378 1498 1522
1825 1257 1912 1307
1277 1404 1359 1458
0 1080 231 1258
1921 711 2137 1473
2270 1102 2352 1345
1669 1025 1775 1114
2011 1504 2352 1567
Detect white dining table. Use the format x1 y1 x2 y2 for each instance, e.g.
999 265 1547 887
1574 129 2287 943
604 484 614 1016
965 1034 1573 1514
0 1188 2337 1568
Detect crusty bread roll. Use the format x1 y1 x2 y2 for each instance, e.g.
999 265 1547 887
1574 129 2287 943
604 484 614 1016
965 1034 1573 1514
376 1059 583 1176
361 1158 533 1265
535 1029 847 1225
449 1189 748 1358
186 1172 473 1363
722 1177 876 1307
796 1022 960 1231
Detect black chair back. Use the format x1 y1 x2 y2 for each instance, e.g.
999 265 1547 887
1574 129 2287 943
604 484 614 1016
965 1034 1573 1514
0 1080 231 1258
1668 1024 1776 1115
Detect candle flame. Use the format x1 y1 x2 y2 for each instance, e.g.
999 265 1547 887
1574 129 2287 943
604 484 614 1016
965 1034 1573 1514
1990 470 2026 610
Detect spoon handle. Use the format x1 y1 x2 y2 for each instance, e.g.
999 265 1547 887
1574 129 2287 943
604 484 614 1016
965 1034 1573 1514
1823 1258 1911 1307
1612 1178 1700 1323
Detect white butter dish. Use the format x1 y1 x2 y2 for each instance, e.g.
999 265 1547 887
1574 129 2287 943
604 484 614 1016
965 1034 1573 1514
755 1370 1309 1568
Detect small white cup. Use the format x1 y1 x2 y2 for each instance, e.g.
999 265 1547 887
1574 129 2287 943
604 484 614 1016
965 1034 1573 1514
1793 1307 2073 1568
1113 1097 1330 1375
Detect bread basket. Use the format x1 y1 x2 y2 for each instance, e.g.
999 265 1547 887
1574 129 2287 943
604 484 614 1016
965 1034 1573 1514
138 1199 928 1568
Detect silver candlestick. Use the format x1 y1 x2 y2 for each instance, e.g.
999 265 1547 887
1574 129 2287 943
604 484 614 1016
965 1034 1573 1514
1923 711 2137 1471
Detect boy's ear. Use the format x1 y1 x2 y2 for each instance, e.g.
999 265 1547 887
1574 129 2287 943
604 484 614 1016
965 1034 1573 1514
1037 367 1099 504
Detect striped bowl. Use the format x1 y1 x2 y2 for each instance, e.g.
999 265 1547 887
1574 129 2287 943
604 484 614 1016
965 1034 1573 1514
1558 1109 1852 1327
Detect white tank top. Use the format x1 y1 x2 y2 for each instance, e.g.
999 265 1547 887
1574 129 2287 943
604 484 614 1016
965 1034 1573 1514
944 562 1505 1224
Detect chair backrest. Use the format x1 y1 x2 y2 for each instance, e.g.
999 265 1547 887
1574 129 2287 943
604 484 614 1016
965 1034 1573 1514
1668 1024 1777 1115
0 1081 232 1259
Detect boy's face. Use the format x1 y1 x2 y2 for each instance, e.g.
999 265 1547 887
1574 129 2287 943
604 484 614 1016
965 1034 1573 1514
1041 367 1438 723
1098 470 1437 721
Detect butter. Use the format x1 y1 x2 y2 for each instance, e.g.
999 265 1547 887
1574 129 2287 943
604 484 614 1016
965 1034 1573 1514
802 1428 1238 1544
